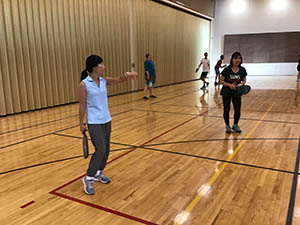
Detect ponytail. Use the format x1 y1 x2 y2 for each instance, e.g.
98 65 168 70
81 69 88 81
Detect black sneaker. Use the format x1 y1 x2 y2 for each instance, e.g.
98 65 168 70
150 95 157 99
143 96 149 100
226 125 232 133
232 124 242 133
206 82 209 87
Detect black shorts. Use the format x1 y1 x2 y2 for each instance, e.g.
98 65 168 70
215 67 220 75
297 65 300 72
201 72 208 78
145 73 156 85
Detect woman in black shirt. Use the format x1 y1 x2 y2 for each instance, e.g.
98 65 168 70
220 52 247 133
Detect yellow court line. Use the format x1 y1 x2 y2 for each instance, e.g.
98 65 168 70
174 103 275 225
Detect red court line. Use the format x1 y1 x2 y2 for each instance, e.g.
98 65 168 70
51 192 158 225
20 200 35 208
49 105 220 224
49 114 203 193
49 149 138 193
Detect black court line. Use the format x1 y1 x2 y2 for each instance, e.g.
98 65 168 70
155 102 300 115
133 108 199 116
133 108 300 126
285 137 300 225
134 145 297 175
0 109 132 150
207 93 300 101
0 147 134 175
242 108 300 115
100 141 298 176
1 84 199 135
151 89 200 104
0 125 76 150
201 114 300 126
109 84 200 108
0 101 78 118
198 90 300 101
244 95 300 100
50 133 299 175
0 83 194 134
0 114 78 136
154 103 215 108
53 133 86 140
0 78 199 118
139 137 299 147
53 131 299 148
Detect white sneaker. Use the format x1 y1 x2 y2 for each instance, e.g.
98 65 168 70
82 177 95 195
94 173 110 184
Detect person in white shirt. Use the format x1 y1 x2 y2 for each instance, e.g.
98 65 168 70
196 52 210 89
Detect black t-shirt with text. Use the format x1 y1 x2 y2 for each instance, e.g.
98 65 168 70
220 66 247 96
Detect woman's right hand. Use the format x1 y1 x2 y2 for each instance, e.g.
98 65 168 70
126 72 139 80
80 123 87 134
229 84 236 90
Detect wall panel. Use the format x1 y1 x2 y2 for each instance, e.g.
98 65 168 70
0 0 210 116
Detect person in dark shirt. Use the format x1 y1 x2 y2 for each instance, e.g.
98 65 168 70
220 52 247 133
214 55 226 85
143 53 157 100
297 54 300 82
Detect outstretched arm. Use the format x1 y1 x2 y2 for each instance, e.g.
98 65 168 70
105 72 138 85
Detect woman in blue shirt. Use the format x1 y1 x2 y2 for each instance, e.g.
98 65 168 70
79 55 138 195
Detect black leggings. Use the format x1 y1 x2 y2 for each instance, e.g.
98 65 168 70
222 95 241 126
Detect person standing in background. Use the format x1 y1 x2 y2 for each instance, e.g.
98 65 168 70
143 53 157 100
214 55 227 85
196 52 210 89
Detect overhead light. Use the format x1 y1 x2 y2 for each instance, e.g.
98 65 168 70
231 0 247 13
271 0 288 10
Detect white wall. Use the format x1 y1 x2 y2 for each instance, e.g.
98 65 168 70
212 0 300 75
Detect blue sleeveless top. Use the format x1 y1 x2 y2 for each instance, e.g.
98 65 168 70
83 76 111 124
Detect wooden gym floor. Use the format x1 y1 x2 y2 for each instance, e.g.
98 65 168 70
0 76 300 225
